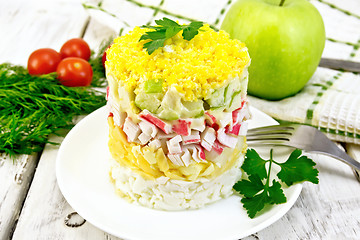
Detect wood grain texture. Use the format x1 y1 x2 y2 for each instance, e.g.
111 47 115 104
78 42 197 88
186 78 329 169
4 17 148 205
0 154 39 240
11 135 121 240
0 0 102 239
11 13 120 239
0 0 90 66
2 0 360 239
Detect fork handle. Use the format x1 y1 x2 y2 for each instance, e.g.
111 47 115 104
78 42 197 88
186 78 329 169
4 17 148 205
310 146 360 172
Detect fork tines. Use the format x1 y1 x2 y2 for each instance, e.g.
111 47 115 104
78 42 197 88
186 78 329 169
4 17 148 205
247 125 294 134
246 125 294 145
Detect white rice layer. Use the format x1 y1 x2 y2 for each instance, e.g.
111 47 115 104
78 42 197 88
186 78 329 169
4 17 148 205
109 155 244 210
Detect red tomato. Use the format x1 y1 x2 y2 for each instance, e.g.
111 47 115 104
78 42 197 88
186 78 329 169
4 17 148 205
56 57 93 87
60 38 91 61
27 48 61 75
102 45 111 69
102 50 107 69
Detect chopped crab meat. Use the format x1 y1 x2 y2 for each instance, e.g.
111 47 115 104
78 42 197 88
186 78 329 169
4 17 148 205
201 140 212 152
123 117 141 142
106 86 110 100
200 127 216 151
166 135 182 154
181 149 191 167
184 144 206 162
148 139 162 150
196 145 206 161
138 132 151 145
191 146 201 162
107 94 126 127
183 145 199 163
182 130 201 145
232 104 251 124
169 135 182 144
172 119 191 136
238 121 248 136
115 112 127 128
139 110 172 134
225 123 241 136
167 154 184 166
212 140 225 154
204 111 219 129
217 128 238 148
232 108 245 124
205 111 217 125
139 119 158 138
157 132 177 139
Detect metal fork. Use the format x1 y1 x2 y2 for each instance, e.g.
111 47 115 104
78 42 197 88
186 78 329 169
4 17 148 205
247 124 360 181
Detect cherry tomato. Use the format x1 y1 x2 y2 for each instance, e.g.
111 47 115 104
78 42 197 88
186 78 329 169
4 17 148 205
27 48 61 75
102 45 111 69
56 57 93 87
60 38 91 61
101 50 107 69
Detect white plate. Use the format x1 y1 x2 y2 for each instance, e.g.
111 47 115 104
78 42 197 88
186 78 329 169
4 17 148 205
56 106 302 240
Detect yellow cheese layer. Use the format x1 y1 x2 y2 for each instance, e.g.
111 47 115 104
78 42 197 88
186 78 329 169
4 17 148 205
108 117 246 181
105 25 250 101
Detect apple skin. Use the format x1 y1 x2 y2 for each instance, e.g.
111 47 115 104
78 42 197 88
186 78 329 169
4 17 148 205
221 0 325 100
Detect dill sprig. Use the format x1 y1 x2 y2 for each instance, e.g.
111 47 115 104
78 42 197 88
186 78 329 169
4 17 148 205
0 56 107 157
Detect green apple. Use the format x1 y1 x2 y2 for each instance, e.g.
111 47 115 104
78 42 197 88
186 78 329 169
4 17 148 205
221 0 325 100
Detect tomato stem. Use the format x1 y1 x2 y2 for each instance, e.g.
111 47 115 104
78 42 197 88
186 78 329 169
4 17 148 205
279 0 286 6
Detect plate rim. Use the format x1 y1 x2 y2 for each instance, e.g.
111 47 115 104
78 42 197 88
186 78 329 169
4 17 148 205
56 106 302 240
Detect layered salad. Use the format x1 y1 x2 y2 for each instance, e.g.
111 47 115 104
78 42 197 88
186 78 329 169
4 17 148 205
105 24 251 210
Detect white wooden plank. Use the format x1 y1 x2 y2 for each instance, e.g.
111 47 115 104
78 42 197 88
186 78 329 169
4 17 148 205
0 0 100 238
4 0 360 239
0 153 39 240
0 0 91 66
7 0 120 238
11 135 122 240
82 17 118 52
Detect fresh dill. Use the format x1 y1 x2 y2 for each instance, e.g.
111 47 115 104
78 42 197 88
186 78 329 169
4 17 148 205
0 40 111 157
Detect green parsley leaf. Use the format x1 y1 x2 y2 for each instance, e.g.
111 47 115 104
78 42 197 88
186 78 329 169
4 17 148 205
234 148 319 218
233 174 264 198
241 191 268 219
140 18 203 55
140 31 166 41
277 149 319 186
268 180 287 204
155 18 180 28
165 26 181 39
241 148 267 179
182 21 203 41
143 39 166 55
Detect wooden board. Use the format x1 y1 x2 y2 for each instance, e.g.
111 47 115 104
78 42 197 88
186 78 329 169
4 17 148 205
1 0 360 239
0 0 100 239
0 153 38 240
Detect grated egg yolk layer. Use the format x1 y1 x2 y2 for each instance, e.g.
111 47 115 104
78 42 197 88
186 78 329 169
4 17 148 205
105 25 250 101
108 117 246 181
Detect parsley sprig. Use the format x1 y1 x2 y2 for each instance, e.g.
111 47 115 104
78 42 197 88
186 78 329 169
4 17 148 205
234 148 319 218
140 18 203 54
